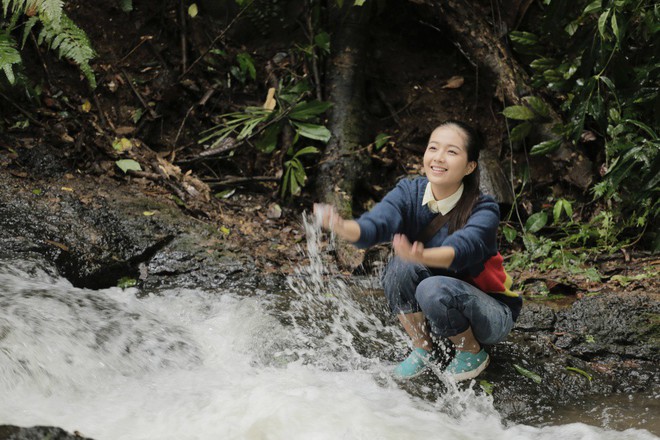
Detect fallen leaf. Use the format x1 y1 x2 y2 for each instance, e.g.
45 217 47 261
115 126 136 136
81 100 92 112
113 138 133 152
116 159 142 173
263 87 277 111
267 203 282 219
45 239 69 252
61 187 74 192
143 211 156 216
442 76 464 89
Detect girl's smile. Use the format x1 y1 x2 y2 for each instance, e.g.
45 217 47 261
423 125 476 199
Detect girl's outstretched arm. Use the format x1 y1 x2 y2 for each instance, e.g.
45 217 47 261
313 203 361 243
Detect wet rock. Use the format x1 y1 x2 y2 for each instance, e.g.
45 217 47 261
0 164 260 293
488 292 660 422
555 291 660 361
513 301 556 331
0 425 94 440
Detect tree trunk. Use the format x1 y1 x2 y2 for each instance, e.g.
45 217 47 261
317 5 372 268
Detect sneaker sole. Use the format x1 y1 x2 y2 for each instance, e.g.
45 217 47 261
450 354 490 382
393 364 429 380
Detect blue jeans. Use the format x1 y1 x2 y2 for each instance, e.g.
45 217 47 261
381 257 514 345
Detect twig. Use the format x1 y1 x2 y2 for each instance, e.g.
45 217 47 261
376 88 402 126
0 91 47 129
173 85 217 147
179 0 187 73
30 31 53 89
307 14 323 101
121 68 159 119
118 35 153 64
179 0 255 79
204 176 280 186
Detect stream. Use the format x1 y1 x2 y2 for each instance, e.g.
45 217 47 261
0 215 657 440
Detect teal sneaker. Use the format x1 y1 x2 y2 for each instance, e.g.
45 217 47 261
393 347 433 379
445 349 490 381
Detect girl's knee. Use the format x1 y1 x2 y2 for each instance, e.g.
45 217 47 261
415 276 456 308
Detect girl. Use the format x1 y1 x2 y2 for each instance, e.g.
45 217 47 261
314 120 522 380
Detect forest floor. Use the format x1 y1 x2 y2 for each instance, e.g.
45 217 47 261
0 1 657 298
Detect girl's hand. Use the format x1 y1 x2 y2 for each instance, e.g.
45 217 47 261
313 203 344 233
393 233 424 264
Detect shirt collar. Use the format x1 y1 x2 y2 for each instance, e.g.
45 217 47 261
422 182 464 215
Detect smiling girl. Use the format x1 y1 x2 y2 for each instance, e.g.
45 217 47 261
315 120 522 380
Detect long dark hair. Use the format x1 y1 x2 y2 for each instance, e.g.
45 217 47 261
434 120 483 233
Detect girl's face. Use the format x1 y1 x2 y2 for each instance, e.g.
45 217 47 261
423 125 477 194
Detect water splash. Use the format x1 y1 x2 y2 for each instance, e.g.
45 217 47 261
0 248 658 439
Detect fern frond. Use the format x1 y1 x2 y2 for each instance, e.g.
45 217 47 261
36 0 62 23
37 13 96 88
0 31 22 84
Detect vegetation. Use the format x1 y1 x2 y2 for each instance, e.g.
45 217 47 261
0 0 96 87
0 0 657 277
502 0 659 273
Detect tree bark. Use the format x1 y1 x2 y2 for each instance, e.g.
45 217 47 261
317 5 372 268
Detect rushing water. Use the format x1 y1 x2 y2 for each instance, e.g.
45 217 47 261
0 216 657 440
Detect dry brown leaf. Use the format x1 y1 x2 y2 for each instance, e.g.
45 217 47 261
263 87 277 111
442 76 464 89
115 126 136 135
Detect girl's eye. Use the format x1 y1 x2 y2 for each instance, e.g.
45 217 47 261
448 150 457 155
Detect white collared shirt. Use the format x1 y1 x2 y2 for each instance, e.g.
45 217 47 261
422 183 463 215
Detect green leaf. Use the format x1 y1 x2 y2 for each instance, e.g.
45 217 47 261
598 9 611 39
374 132 391 150
566 366 592 381
503 225 518 243
529 139 562 156
214 189 236 199
188 3 198 18
523 96 551 118
624 119 658 140
509 31 539 46
255 123 281 153
314 32 330 54
117 277 137 289
553 199 573 223
611 12 620 44
529 57 557 71
115 159 142 173
583 0 602 15
599 75 615 92
289 100 332 121
119 0 133 12
564 21 579 37
479 380 494 395
502 105 536 121
0 33 22 85
525 211 548 233
510 122 532 142
236 52 256 81
293 146 320 158
513 364 542 384
292 122 332 142
354 0 366 5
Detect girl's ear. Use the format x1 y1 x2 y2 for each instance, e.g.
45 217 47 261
465 161 477 176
